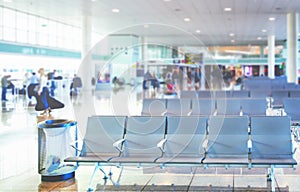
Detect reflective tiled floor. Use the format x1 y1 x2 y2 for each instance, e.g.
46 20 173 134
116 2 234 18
0 86 300 191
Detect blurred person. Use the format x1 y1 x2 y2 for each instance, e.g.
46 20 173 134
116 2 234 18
70 74 82 96
27 72 39 100
37 68 50 115
48 69 56 97
1 75 10 101
34 68 64 115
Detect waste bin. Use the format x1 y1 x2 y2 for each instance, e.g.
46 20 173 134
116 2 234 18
38 119 77 181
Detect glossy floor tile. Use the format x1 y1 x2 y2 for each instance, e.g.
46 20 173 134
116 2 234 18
0 87 300 191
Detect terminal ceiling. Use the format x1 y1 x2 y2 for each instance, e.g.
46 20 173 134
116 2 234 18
1 0 300 47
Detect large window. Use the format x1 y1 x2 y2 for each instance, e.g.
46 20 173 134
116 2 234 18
0 7 2 39
0 7 82 51
3 8 16 41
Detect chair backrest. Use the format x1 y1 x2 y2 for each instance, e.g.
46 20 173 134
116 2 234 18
244 79 271 90
271 79 285 90
163 116 207 158
216 99 241 115
81 116 126 156
250 116 293 159
122 116 166 157
232 90 249 98
180 90 198 99
206 116 249 158
191 99 216 116
284 83 296 90
214 90 232 99
250 90 271 98
271 90 289 106
283 98 300 121
141 99 166 116
197 91 212 98
241 99 266 116
289 90 300 98
166 99 191 116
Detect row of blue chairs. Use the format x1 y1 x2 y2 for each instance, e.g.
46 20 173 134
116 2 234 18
181 90 300 99
142 98 267 116
243 76 300 90
180 90 300 109
65 115 296 191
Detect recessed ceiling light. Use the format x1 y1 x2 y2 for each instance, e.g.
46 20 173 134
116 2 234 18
229 33 235 37
262 29 267 33
112 8 120 13
184 17 191 22
298 33 300 36
224 8 232 12
269 17 276 21
196 30 201 33
257 37 262 40
231 39 235 43
91 0 97 2
163 0 172 2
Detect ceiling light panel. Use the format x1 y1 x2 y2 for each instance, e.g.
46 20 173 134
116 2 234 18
184 17 191 22
112 8 120 13
269 17 276 21
224 7 232 12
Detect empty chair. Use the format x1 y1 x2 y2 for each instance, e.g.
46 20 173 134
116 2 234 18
283 98 300 123
180 90 198 99
110 116 166 163
250 90 271 98
216 99 241 115
250 116 296 165
284 83 297 90
232 90 249 98
271 90 289 108
214 90 232 99
191 99 216 116
244 79 271 90
241 99 267 116
156 116 207 164
289 90 300 98
166 99 191 116
271 79 285 90
66 116 126 162
202 116 249 165
197 91 212 98
141 99 166 116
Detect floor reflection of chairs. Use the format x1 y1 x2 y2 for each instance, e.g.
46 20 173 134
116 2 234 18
38 178 78 191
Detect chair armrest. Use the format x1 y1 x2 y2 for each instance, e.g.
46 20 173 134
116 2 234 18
70 140 82 152
202 139 208 150
157 138 167 153
187 111 192 116
113 138 125 152
292 139 297 155
161 110 167 116
247 139 252 152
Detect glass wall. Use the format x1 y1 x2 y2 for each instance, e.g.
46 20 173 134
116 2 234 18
0 6 82 51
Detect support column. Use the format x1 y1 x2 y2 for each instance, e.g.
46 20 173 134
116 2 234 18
201 65 205 90
268 35 275 79
287 12 298 84
260 45 264 58
80 15 93 91
141 37 148 72
82 15 92 59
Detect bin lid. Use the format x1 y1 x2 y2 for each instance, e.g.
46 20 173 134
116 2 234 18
38 119 77 129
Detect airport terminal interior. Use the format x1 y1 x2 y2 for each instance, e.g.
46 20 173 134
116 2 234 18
1 0 300 191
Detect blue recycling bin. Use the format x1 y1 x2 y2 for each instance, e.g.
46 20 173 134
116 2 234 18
38 119 77 181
